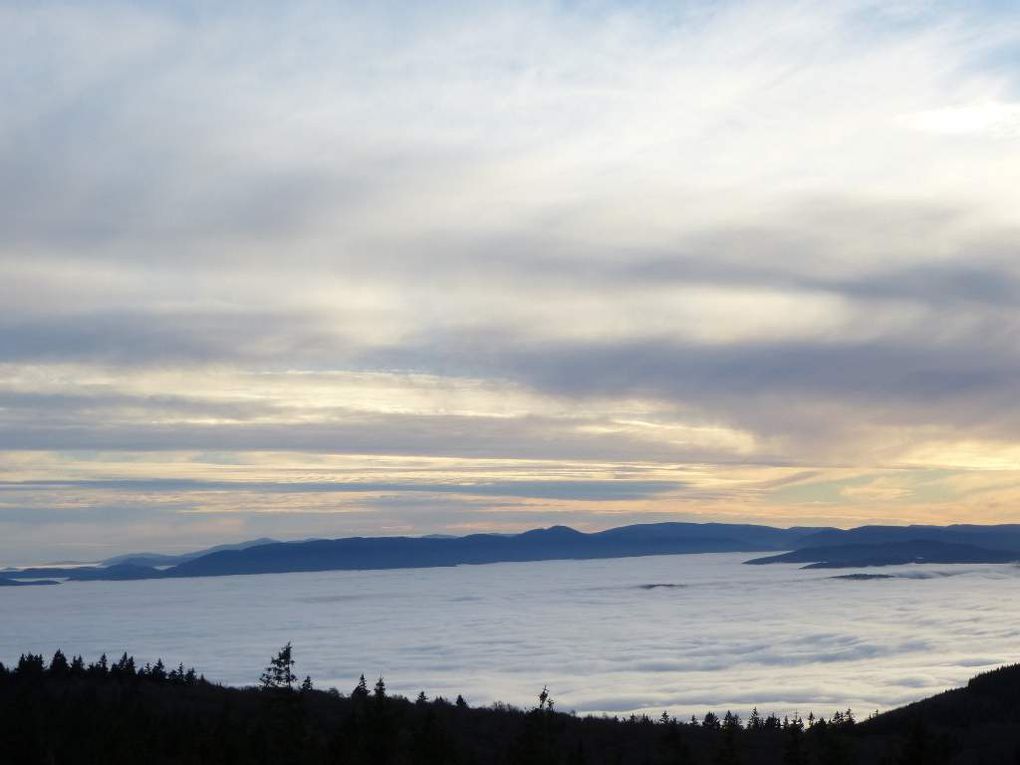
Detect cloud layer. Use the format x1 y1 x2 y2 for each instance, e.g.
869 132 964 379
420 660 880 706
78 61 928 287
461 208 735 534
3 553 1018 718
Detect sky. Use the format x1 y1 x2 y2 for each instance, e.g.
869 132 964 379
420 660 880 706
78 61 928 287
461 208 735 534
1 0 1019 564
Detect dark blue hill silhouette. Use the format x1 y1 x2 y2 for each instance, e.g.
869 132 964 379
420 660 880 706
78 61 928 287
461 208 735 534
745 540 1019 568
5 521 820 581
66 564 165 581
0 576 58 586
101 537 278 567
0 564 153 580
165 522 826 579
796 523 1020 551
10 521 1020 582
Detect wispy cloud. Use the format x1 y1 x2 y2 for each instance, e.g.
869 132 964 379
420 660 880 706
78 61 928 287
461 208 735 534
2 0 1019 560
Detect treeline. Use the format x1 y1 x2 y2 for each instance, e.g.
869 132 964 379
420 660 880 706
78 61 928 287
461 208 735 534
1 646 1015 764
5 650 202 685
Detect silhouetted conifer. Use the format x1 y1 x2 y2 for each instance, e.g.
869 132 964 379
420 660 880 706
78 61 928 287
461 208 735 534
352 673 369 699
722 711 742 732
511 687 560 765
111 652 136 678
48 649 69 676
659 716 693 765
782 715 806 765
17 653 45 677
260 642 296 691
169 661 188 683
812 718 853 765
539 685 551 711
748 707 763 730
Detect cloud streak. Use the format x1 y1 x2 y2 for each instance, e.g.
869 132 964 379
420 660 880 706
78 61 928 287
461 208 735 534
0 478 684 502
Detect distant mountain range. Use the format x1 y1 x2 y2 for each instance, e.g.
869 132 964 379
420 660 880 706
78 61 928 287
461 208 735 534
100 537 279 568
3 522 1020 584
745 540 1020 568
792 523 1020 551
745 524 1020 568
2 522 824 582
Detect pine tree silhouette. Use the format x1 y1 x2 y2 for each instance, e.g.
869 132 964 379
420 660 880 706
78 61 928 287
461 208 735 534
352 673 369 699
48 650 69 676
260 642 297 691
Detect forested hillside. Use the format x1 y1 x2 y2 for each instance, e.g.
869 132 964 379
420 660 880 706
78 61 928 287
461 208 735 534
3 646 1019 764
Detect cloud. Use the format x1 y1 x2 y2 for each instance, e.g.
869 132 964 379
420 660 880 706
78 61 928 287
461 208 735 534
1 0 1019 557
4 551 1016 717
907 101 1020 138
0 477 684 502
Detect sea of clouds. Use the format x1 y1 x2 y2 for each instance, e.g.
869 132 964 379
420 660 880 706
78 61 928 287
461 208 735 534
2 553 1018 718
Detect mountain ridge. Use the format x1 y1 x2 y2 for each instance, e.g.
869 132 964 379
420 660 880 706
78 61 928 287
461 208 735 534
4 521 828 582
8 521 1020 583
745 539 1020 568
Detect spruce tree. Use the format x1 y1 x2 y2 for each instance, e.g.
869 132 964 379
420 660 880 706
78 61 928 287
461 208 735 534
48 650 69 676
783 715 807 765
748 706 763 730
352 674 369 699
260 642 297 691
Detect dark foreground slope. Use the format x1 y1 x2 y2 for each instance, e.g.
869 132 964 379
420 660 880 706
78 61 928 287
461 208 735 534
861 663 1020 764
3 651 1020 765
